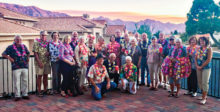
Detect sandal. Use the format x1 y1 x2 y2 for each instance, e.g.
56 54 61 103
149 87 155 90
61 92 68 98
37 92 44 97
175 94 179 98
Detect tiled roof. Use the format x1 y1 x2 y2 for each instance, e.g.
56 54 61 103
33 17 103 32
0 18 40 34
0 7 38 22
106 25 126 36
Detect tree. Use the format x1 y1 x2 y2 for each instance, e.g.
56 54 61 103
153 30 161 39
173 30 178 35
137 24 152 39
185 0 220 47
179 33 189 43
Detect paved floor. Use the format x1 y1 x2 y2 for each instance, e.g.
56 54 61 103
0 86 220 112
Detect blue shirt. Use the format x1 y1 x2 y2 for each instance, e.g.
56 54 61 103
2 44 30 70
139 40 150 57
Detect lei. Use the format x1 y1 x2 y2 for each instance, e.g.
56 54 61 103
187 45 197 56
150 44 159 53
171 46 183 59
94 63 106 78
108 60 116 72
158 39 166 46
108 42 116 53
36 38 48 48
197 47 208 60
124 63 134 79
13 44 26 57
129 46 136 57
140 41 148 50
50 40 62 48
64 43 73 56
70 40 78 47
79 44 88 55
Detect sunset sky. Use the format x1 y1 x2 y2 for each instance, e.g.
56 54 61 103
0 0 219 23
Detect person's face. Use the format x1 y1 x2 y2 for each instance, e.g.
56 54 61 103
110 36 115 42
110 55 116 61
176 41 181 47
14 37 22 45
65 37 71 44
135 33 139 39
152 38 156 44
142 34 147 41
169 39 174 45
200 39 206 47
40 34 47 41
126 59 132 65
116 31 121 37
131 40 136 46
53 33 59 40
190 38 196 46
97 58 104 65
159 33 164 40
124 35 129 41
80 38 85 44
72 33 78 41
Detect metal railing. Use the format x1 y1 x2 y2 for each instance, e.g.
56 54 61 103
181 57 220 98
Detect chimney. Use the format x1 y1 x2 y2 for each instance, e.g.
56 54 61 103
83 13 90 19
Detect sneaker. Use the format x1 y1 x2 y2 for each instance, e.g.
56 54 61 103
158 83 163 88
192 93 197 97
197 96 203 100
200 99 206 105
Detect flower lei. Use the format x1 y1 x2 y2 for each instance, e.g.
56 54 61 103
140 41 148 50
171 46 183 59
108 60 116 72
197 47 208 60
108 42 116 53
129 46 136 57
94 63 106 78
150 44 159 53
64 43 73 56
13 44 26 57
124 63 134 79
50 40 62 48
187 45 198 56
36 38 48 48
79 44 88 55
158 39 166 46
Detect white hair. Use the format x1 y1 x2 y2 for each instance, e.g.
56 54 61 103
129 37 137 44
125 56 132 61
109 53 116 58
14 35 22 40
175 38 182 43
79 36 87 43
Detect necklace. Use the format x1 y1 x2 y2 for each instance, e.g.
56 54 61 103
129 46 136 57
13 44 26 57
108 60 116 72
94 63 106 78
79 44 88 55
64 43 73 56
171 46 183 58
140 41 148 50
36 38 48 48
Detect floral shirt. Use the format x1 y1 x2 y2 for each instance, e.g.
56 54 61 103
120 64 137 81
75 44 89 66
33 42 50 65
107 42 120 56
2 44 30 70
59 43 74 62
147 44 161 64
196 46 211 69
187 45 199 69
48 41 62 62
87 64 109 84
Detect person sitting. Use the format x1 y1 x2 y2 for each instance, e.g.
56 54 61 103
119 56 138 94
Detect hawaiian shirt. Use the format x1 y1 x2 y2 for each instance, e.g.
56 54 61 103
87 65 109 84
120 64 137 81
33 42 50 65
2 44 30 70
48 41 62 62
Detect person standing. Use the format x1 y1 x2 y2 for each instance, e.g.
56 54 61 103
195 37 212 104
2 35 30 101
107 36 121 67
33 31 51 97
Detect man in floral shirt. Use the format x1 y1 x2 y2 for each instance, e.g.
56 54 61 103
88 54 117 100
2 35 30 101
33 31 51 96
119 56 138 94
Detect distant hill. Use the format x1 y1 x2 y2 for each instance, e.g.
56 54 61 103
93 16 185 34
0 2 69 17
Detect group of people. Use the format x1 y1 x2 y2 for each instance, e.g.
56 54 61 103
2 30 212 104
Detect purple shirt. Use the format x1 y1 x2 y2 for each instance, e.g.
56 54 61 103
59 43 74 62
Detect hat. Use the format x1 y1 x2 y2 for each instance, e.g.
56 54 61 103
169 36 175 40
96 53 104 60
151 36 157 40
40 31 48 36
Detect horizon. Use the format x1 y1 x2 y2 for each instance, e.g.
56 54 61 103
0 0 219 23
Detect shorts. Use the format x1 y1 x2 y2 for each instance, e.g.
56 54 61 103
169 77 181 84
35 63 51 75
